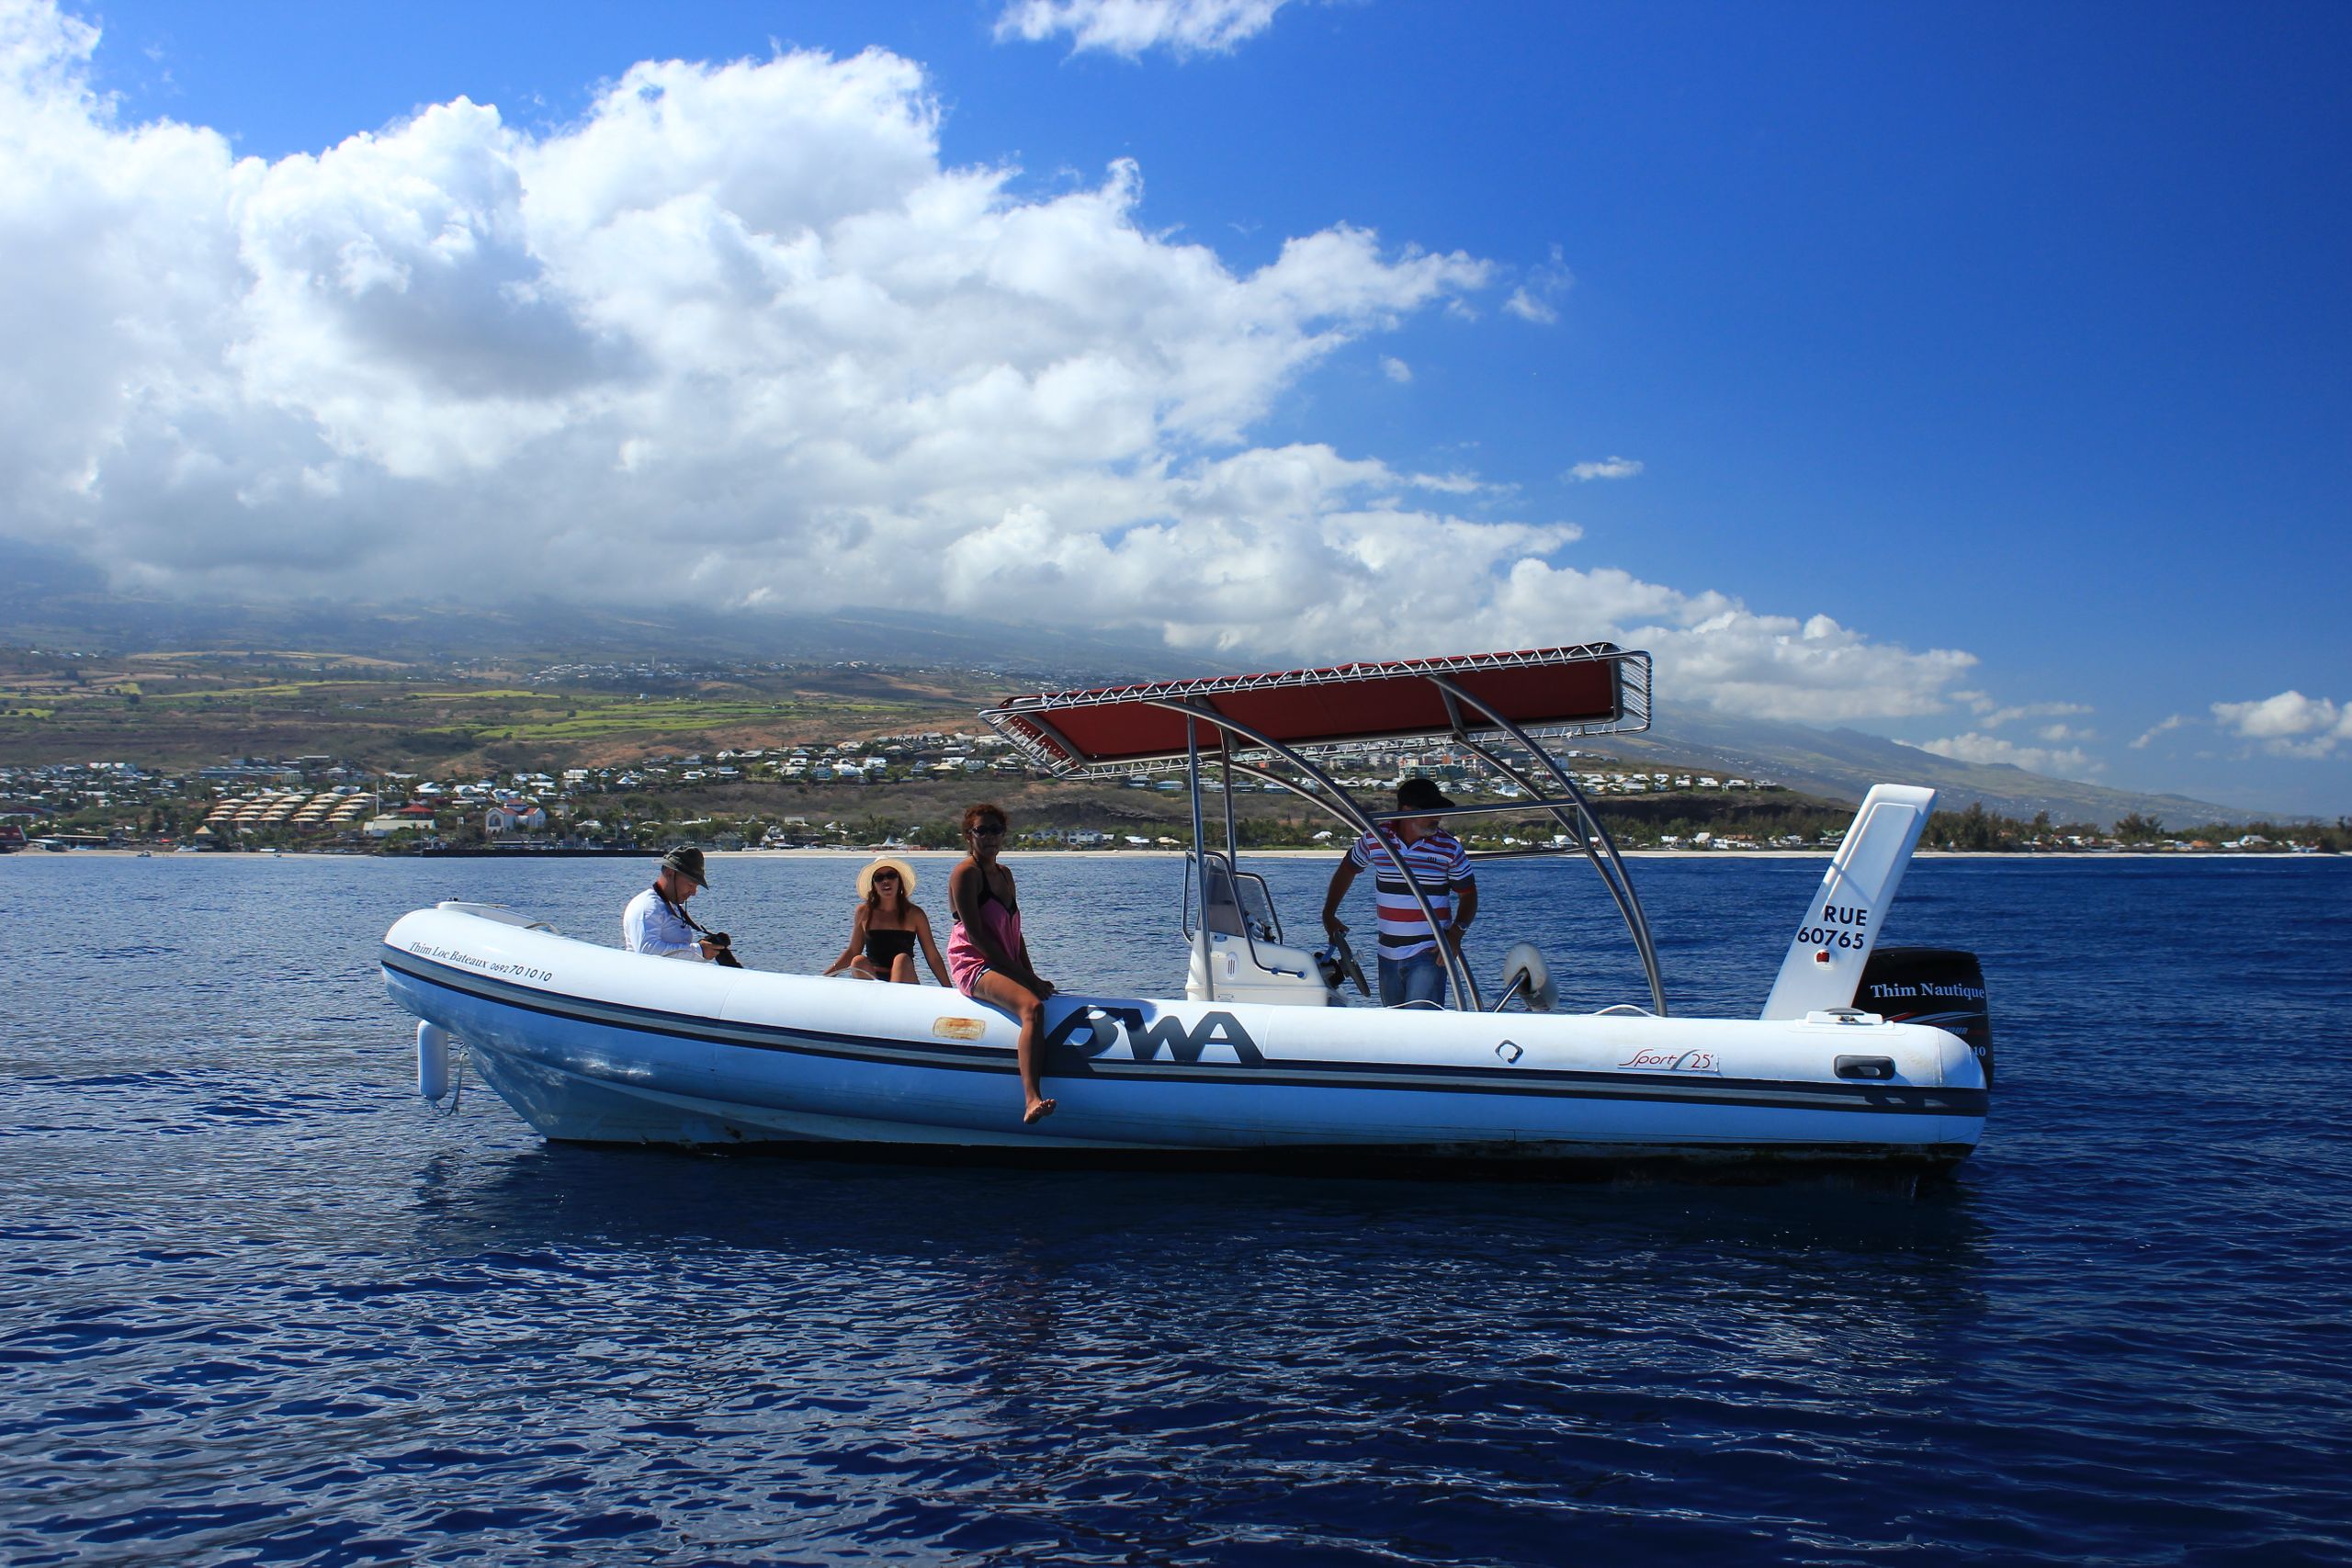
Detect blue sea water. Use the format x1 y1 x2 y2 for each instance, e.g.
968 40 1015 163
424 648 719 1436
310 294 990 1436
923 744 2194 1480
3 851 2350 1566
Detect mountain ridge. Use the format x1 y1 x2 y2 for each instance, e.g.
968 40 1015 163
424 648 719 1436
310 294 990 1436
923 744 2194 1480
0 582 2270 827
1617 703 2259 829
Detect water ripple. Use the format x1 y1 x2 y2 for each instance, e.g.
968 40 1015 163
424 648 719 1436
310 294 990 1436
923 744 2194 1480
0 855 2347 1563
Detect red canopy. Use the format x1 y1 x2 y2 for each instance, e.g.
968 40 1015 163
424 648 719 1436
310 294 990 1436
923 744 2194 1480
978 645 1646 775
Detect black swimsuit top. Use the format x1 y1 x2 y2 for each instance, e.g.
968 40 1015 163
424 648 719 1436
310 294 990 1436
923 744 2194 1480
865 924 918 964
951 865 1017 930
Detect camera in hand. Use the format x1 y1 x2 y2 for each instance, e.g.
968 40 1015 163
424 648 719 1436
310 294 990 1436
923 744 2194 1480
705 930 744 969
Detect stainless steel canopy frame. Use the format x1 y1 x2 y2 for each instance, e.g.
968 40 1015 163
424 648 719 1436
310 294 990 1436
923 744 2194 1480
1422 672 1668 1016
976 647 1668 1018
1156 697 1487 1010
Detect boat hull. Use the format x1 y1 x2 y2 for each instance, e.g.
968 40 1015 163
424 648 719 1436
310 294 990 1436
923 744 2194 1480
382 908 1985 1169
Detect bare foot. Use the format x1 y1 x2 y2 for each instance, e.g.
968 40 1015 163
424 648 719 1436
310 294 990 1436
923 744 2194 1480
1023 1096 1057 1125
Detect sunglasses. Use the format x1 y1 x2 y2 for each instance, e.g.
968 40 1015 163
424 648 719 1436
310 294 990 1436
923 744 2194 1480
873 871 900 882
970 824 1007 838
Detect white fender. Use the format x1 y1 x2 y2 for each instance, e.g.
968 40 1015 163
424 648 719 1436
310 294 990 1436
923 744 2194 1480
1500 943 1558 1012
417 1021 453 1101
1761 784 1936 1021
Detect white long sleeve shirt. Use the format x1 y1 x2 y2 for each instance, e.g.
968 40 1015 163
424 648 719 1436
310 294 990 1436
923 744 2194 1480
622 886 707 960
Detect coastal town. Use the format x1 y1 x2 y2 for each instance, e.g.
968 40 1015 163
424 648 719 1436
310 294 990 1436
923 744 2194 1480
2 738 2335 856
7 642 2340 856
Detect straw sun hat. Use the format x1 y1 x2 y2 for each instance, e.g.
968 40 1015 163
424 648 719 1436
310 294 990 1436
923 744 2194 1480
855 857 918 899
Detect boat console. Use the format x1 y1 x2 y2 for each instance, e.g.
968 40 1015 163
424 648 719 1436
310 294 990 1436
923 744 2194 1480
1182 853 1329 1006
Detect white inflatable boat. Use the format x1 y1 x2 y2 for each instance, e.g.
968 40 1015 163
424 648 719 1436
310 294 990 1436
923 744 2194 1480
382 645 1991 1172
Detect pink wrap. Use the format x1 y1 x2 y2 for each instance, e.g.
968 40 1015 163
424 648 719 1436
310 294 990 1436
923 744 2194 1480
947 897 1023 996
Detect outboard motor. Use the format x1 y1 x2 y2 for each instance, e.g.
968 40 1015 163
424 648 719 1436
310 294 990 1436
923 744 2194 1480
1852 947 1993 1085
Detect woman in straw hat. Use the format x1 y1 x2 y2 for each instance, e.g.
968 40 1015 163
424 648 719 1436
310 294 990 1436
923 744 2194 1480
824 856 950 986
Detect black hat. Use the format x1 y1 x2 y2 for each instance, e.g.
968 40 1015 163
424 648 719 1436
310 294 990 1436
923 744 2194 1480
1396 776 1454 812
661 845 709 887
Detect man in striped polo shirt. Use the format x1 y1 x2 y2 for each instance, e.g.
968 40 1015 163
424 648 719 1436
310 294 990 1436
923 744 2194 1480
1320 776 1478 1008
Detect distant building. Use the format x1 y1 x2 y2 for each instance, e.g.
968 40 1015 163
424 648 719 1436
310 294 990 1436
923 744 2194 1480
485 799 547 836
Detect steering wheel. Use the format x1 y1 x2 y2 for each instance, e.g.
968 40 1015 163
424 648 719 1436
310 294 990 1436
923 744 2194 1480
1329 931 1370 997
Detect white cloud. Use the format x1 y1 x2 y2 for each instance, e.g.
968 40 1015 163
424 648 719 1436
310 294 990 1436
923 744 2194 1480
2036 722 2095 742
0 1 1993 728
1487 567 1976 723
1503 287 1557 325
2131 714 2188 749
1567 456 1643 482
1913 733 2103 781
1502 243 1571 326
1379 355 1410 383
2211 692 2352 759
1402 469 1485 495
1 17 1481 592
993 0 1293 58
1962 696 2092 729
2212 691 2340 739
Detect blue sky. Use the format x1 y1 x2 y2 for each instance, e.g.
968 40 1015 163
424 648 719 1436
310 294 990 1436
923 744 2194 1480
7 0 2348 815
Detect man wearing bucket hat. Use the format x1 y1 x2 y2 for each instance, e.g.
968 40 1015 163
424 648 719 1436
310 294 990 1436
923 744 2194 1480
1320 775 1477 1008
622 846 730 962
823 856 950 985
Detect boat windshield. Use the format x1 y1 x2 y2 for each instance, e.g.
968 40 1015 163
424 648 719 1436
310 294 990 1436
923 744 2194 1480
1183 853 1283 946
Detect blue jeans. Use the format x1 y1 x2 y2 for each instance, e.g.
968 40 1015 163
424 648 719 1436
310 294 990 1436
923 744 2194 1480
1377 952 1449 1008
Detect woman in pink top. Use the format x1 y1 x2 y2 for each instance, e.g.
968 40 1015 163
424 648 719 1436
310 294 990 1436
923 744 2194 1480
946 802 1058 1124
